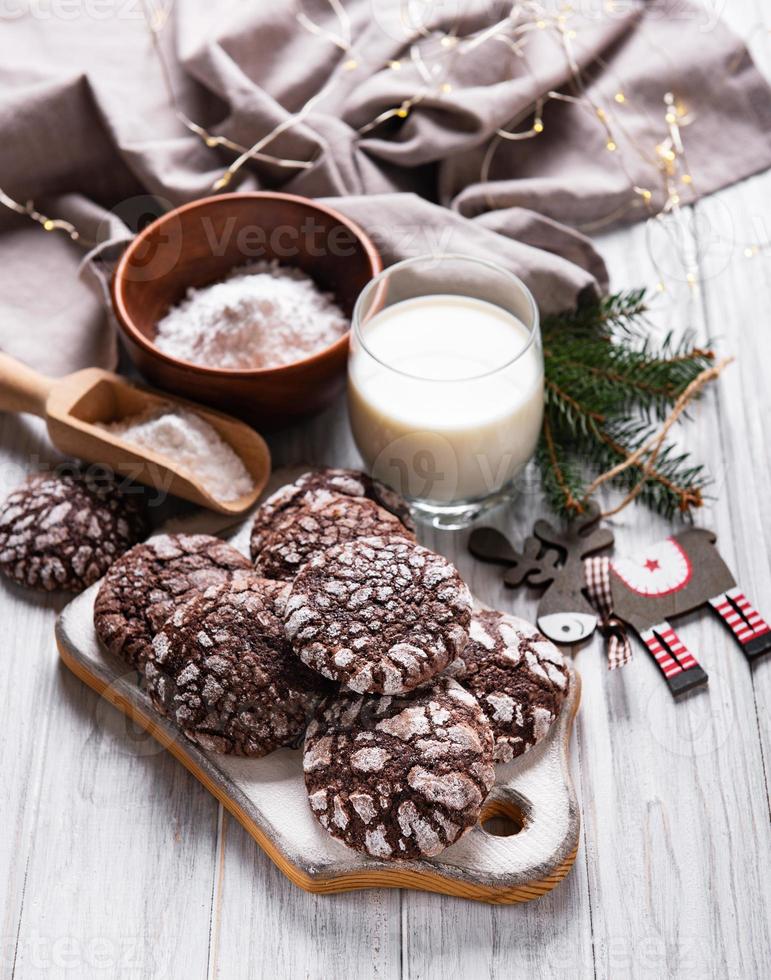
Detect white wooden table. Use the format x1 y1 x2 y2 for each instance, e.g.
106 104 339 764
2 5 770 978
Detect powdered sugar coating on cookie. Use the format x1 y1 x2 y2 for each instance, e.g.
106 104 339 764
94 533 253 670
255 575 292 619
0 471 147 593
446 609 569 763
250 467 414 562
303 676 495 859
145 571 331 756
285 535 472 694
253 490 414 582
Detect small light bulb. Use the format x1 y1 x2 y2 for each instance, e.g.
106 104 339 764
537 19 547 29
440 35 458 48
596 107 607 121
43 219 55 231
388 60 401 70
744 246 759 258
614 91 626 104
440 83 452 94
396 106 409 118
213 172 232 190
681 174 693 185
656 281 667 293
665 112 677 124
606 139 617 152
533 119 544 133
343 58 358 71
205 136 218 147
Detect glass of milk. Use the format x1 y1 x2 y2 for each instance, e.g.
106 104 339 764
348 254 543 528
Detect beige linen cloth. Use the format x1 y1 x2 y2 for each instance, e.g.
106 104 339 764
0 0 770 376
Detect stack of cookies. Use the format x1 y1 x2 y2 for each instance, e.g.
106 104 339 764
93 468 569 862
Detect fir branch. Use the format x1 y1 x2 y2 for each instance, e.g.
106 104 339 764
537 288 726 521
538 419 586 517
591 423 707 519
543 298 714 422
542 289 649 340
595 357 731 516
544 378 605 434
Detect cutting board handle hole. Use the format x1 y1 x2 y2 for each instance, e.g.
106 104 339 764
479 798 525 837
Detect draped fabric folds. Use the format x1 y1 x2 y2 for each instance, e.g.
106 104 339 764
0 0 769 375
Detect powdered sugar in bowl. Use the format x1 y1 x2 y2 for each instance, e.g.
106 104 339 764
112 193 382 429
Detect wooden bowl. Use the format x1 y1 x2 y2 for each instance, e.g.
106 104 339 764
112 192 382 428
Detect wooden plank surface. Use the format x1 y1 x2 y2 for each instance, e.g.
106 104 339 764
575 189 771 980
0 417 221 980
1 3 770 977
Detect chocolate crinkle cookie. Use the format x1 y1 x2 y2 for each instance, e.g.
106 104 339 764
0 471 147 593
303 676 495 860
250 467 414 564
446 610 569 763
254 575 292 619
146 571 332 756
253 489 414 582
285 535 472 694
94 533 253 670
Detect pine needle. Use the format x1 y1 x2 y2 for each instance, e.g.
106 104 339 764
537 289 724 520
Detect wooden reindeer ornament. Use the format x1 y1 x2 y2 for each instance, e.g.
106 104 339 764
470 514 771 698
469 504 614 645
601 528 770 694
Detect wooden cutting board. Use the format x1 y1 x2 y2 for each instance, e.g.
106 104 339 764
55 470 581 905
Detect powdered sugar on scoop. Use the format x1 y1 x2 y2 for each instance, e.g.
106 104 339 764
100 406 254 503
153 261 349 369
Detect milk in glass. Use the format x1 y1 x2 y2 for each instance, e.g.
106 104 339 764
348 294 543 504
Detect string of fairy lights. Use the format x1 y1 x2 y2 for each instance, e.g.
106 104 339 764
0 0 769 281
141 0 317 177
0 188 89 244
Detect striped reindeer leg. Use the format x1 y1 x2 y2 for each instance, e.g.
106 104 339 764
710 587 771 661
640 622 708 696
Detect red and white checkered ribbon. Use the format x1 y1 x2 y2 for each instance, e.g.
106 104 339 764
584 556 633 670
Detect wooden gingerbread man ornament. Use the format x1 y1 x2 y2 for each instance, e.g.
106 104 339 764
470 511 771 698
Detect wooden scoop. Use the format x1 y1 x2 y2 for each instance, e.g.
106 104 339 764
0 353 271 515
